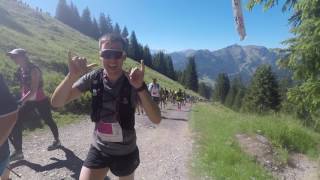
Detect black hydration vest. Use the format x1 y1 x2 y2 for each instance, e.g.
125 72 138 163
90 69 135 131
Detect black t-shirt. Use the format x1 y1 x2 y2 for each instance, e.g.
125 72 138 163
0 74 18 161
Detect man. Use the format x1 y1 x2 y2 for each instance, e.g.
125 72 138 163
51 33 161 180
7 48 61 161
0 73 19 180
148 78 161 105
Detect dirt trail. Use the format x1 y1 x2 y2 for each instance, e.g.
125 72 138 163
9 103 193 180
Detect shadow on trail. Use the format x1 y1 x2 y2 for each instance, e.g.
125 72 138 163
166 107 191 112
10 146 83 179
161 116 188 122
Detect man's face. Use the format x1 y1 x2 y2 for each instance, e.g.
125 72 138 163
100 41 125 76
9 54 25 65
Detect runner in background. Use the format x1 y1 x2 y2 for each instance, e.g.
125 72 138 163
176 89 183 110
7 48 61 162
148 78 161 106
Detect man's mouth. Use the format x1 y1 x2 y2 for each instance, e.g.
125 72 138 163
108 64 118 69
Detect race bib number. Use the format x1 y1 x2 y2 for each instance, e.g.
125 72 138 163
96 121 123 142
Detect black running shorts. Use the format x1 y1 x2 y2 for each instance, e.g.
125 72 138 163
83 146 140 177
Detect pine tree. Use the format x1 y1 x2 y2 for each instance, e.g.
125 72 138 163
184 56 199 92
114 23 121 35
232 86 246 111
152 51 167 74
128 31 140 61
212 73 230 104
165 55 176 80
99 13 108 36
242 65 281 113
225 77 242 108
137 43 144 61
198 82 212 99
69 1 80 29
181 70 187 87
80 7 93 37
91 18 100 40
121 26 129 38
56 0 80 29
99 13 113 36
176 70 186 86
56 0 74 27
143 45 153 68
55 0 68 22
106 15 113 33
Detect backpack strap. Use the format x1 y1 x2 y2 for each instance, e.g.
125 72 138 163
116 77 135 130
90 68 104 122
90 71 135 130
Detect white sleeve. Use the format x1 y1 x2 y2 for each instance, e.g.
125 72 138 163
148 83 152 91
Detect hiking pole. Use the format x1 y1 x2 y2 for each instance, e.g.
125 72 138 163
6 167 22 178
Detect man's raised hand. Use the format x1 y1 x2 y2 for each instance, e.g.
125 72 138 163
126 60 145 89
67 51 97 78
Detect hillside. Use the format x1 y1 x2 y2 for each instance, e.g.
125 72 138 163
170 44 288 86
0 0 197 97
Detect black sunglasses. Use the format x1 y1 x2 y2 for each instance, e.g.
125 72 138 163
100 49 124 60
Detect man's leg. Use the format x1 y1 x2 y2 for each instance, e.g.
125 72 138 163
79 166 109 180
8 120 23 153
9 102 33 161
35 98 60 150
119 172 134 180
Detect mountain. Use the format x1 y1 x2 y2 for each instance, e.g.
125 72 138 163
0 0 198 97
170 44 287 86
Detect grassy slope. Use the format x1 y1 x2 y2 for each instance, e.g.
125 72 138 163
0 0 198 97
191 103 320 179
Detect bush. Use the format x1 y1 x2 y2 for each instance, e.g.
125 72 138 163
279 126 317 153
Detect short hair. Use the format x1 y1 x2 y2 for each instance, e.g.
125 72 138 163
99 33 126 50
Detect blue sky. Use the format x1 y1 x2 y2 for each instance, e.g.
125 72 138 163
23 0 293 52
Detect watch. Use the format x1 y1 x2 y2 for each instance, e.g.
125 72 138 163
135 82 147 92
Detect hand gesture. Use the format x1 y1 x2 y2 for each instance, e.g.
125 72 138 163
67 51 97 78
126 60 145 89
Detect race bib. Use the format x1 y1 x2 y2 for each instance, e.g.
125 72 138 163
96 121 123 142
151 87 160 97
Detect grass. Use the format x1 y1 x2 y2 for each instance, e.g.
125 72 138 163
191 103 320 180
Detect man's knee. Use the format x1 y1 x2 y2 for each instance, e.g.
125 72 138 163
79 166 109 180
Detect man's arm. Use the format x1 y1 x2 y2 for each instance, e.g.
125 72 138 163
126 60 161 124
0 74 18 145
51 52 96 108
0 111 18 145
138 88 161 124
51 74 82 108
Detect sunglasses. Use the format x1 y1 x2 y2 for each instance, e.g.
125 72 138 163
100 49 124 60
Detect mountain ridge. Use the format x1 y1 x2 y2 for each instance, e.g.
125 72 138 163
170 44 286 86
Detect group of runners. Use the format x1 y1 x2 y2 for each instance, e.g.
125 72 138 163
0 33 196 180
146 81 192 111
